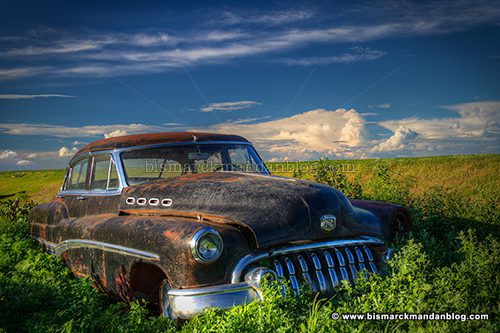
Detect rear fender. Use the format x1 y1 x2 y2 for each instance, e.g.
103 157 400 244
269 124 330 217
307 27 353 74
350 199 412 242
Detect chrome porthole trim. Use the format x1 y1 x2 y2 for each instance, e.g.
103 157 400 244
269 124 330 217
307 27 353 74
161 198 173 207
149 198 160 206
126 197 135 205
137 197 147 205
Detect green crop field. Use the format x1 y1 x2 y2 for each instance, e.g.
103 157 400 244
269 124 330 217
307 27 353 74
0 154 499 332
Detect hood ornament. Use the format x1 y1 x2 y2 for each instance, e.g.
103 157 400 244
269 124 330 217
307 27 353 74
320 215 337 232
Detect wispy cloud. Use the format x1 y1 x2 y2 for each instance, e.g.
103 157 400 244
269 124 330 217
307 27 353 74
200 100 261 112
0 67 48 80
131 32 175 46
0 2 498 79
0 94 76 100
0 41 102 57
216 9 314 26
0 123 165 138
280 47 385 66
369 103 392 109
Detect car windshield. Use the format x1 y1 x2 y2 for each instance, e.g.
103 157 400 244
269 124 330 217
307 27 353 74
120 143 268 185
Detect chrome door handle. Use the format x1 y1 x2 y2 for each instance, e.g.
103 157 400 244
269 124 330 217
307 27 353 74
76 196 87 201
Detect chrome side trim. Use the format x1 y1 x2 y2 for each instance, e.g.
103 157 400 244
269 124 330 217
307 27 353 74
51 239 160 261
32 236 57 254
231 237 384 283
57 189 122 197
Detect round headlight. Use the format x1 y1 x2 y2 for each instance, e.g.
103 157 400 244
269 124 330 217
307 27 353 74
190 227 223 263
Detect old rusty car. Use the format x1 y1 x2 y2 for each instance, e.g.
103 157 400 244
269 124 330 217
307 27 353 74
30 132 411 319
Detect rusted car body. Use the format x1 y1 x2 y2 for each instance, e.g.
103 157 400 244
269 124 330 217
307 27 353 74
30 132 411 319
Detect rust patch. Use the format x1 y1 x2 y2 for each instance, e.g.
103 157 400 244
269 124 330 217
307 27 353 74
74 131 249 156
115 265 133 302
162 229 181 241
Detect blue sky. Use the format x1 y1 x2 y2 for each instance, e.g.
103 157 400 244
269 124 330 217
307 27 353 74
0 0 499 170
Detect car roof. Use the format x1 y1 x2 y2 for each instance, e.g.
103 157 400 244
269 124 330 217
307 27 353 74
76 132 250 154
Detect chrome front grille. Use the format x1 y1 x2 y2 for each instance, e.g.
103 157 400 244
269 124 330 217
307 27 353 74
231 237 385 295
270 245 379 294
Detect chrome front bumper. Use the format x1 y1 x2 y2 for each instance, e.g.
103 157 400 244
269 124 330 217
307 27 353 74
166 282 260 320
165 237 387 320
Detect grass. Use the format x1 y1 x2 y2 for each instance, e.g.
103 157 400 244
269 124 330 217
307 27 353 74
0 169 64 203
0 154 499 332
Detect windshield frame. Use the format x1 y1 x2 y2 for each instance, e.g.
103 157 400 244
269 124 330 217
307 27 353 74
117 141 269 186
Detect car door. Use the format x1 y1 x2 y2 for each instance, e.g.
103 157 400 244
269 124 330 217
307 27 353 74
60 155 91 218
85 153 122 215
58 153 123 284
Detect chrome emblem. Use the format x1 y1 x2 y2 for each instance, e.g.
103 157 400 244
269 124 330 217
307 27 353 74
320 215 337 232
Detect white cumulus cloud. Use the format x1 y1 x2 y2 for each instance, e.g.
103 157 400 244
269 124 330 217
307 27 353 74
0 149 17 159
16 160 32 165
379 101 500 140
58 146 79 157
104 130 129 138
207 108 368 160
372 126 420 152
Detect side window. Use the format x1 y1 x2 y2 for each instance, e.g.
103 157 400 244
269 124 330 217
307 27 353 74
90 154 120 191
66 157 89 190
228 147 255 172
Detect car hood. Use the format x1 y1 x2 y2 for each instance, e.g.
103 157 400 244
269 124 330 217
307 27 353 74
120 172 383 247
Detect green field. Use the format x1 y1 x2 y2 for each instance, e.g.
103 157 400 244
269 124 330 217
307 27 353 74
0 154 499 332
1 155 498 205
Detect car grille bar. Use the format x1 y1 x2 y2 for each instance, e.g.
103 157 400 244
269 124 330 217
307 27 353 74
323 250 340 288
283 257 300 293
310 253 328 292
